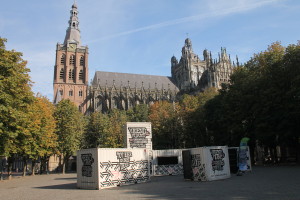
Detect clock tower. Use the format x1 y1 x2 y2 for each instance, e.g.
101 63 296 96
53 2 88 113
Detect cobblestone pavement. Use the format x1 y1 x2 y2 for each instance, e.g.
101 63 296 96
0 166 299 200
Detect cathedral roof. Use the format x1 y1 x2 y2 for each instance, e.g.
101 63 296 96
92 71 178 91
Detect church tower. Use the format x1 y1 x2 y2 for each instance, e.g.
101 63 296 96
53 2 88 113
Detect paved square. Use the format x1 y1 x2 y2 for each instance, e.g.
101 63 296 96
0 166 299 200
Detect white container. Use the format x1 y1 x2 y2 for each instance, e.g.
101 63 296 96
124 122 152 150
77 148 150 189
152 149 184 176
189 146 231 181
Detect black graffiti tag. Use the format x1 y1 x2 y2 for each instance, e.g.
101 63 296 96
128 127 150 148
116 151 132 170
210 149 225 172
191 154 201 167
81 154 94 177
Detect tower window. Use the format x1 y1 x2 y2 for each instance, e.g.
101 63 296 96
59 90 63 95
79 90 83 97
72 22 76 27
79 69 83 80
70 55 75 65
69 69 72 79
60 54 65 64
69 90 73 96
59 68 64 79
69 69 75 80
72 69 75 80
80 56 84 66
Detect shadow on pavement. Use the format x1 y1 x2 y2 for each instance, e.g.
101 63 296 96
35 183 77 190
55 177 77 180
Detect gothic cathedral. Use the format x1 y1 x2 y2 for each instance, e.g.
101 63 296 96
53 3 238 114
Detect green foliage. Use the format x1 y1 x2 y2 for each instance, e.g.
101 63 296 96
28 95 57 158
83 109 127 148
203 42 300 153
54 99 85 168
0 38 34 157
83 112 109 148
148 101 182 149
179 88 218 148
127 104 149 122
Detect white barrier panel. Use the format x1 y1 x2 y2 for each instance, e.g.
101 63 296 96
77 148 150 189
124 122 152 150
228 146 252 171
190 146 231 181
152 149 183 176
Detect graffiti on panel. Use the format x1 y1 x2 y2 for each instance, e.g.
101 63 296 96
116 151 132 170
99 159 149 188
154 164 183 176
210 149 225 172
191 154 206 181
128 127 150 148
81 153 94 177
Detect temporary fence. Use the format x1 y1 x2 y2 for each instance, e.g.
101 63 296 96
77 148 150 189
182 146 231 181
228 146 252 172
152 149 184 176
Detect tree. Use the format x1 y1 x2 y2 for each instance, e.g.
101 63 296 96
83 112 109 148
180 88 218 148
54 99 85 173
127 104 149 122
17 95 57 176
202 42 300 163
0 38 34 178
104 109 128 148
83 109 128 148
149 101 181 149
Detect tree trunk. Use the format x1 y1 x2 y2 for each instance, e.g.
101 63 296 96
62 155 70 174
31 161 35 176
22 158 27 177
46 157 50 175
58 155 63 173
7 157 14 180
62 160 66 174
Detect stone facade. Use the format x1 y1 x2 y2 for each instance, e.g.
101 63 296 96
89 71 178 113
53 3 238 114
171 38 237 92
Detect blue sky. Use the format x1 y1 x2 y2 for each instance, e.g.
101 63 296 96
1 0 299 100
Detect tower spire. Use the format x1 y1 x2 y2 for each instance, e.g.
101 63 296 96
64 2 81 46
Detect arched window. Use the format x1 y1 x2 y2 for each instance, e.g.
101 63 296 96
59 68 64 79
69 69 72 79
72 22 76 27
69 90 73 96
60 54 65 64
59 90 63 95
79 90 83 97
68 69 75 80
71 69 75 80
79 69 83 80
80 56 84 66
70 55 75 65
